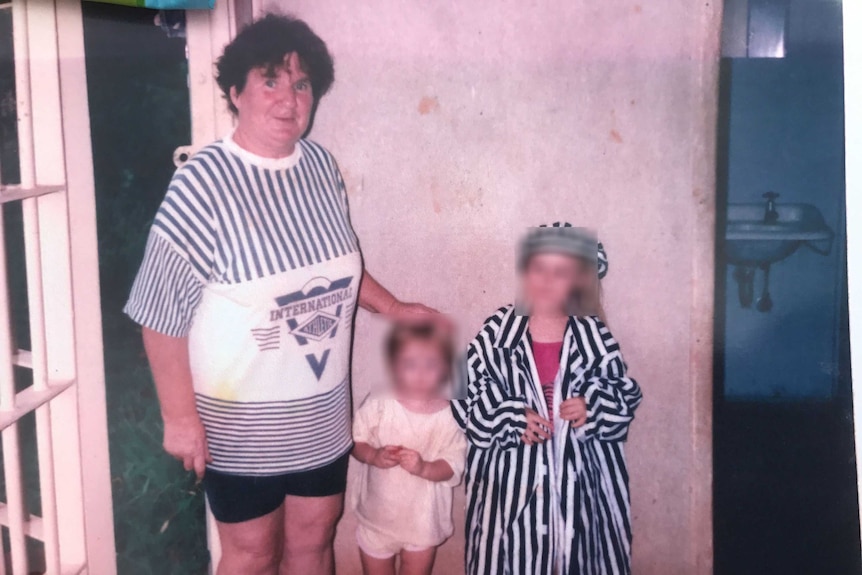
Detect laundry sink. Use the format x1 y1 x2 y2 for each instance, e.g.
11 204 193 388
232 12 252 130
725 203 834 265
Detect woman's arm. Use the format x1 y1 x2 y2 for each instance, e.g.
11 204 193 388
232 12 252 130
142 328 211 479
358 270 437 318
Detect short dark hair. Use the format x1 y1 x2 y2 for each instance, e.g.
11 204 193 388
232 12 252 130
385 322 454 374
215 13 335 115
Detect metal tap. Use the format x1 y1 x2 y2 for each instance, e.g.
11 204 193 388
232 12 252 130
763 191 779 223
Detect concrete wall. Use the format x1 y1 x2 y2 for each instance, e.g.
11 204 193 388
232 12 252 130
262 1 721 572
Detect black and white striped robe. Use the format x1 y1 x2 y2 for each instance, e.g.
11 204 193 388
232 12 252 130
452 305 643 575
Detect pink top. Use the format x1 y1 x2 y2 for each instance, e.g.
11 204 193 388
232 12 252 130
531 340 563 424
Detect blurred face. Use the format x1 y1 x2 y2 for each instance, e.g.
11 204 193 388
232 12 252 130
521 252 595 316
391 340 448 398
230 52 314 157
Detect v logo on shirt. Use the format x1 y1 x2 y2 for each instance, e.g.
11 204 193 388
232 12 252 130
306 350 330 380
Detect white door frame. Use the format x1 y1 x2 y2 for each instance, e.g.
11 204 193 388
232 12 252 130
183 2 249 570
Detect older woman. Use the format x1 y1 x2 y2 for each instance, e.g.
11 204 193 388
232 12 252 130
125 15 432 575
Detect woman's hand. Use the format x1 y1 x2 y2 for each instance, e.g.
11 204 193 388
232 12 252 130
397 448 426 476
162 414 212 481
521 409 552 445
142 329 211 480
359 271 439 318
559 397 588 428
370 445 402 469
386 300 439 321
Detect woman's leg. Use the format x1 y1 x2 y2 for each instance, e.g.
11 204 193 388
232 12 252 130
215 505 284 575
279 493 344 575
359 549 397 575
398 547 437 575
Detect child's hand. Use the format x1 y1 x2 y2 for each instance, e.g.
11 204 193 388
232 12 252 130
560 397 588 428
522 408 552 445
371 445 403 469
397 448 426 476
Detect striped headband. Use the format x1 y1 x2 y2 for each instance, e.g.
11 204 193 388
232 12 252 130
518 222 609 279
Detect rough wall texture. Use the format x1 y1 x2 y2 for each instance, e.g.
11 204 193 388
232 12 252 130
260 1 721 572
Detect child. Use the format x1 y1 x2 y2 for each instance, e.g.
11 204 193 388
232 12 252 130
351 322 467 575
453 222 643 575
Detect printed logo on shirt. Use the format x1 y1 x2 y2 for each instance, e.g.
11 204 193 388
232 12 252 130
256 276 355 379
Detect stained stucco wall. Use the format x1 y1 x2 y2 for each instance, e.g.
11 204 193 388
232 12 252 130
260 2 721 573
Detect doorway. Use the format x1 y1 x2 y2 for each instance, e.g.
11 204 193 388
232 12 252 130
80 4 208 574
713 1 860 573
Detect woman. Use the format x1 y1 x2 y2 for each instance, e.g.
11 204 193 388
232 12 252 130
453 223 643 575
125 15 433 575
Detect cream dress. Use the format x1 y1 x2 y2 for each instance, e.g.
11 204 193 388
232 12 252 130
350 393 467 555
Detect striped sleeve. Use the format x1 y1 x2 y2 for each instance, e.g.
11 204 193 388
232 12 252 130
330 155 354 225
574 318 643 442
124 232 205 337
124 174 215 337
458 336 528 451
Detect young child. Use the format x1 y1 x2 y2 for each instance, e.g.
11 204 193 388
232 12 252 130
351 322 467 575
453 222 643 575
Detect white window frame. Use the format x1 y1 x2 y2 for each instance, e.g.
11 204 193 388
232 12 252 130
0 1 116 573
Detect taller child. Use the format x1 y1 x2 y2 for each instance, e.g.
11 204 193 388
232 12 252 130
453 223 643 575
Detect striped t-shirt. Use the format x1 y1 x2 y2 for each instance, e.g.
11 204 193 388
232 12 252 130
124 135 362 476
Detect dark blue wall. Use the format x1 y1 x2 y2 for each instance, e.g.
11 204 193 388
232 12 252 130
723 54 846 399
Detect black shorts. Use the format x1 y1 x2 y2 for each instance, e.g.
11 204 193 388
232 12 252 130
203 452 350 524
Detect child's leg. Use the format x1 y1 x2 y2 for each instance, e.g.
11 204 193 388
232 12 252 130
397 546 436 575
359 549 397 575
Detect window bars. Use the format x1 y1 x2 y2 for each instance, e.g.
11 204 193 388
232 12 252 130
0 1 116 573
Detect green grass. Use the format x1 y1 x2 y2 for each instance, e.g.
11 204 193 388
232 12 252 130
104 321 209 575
